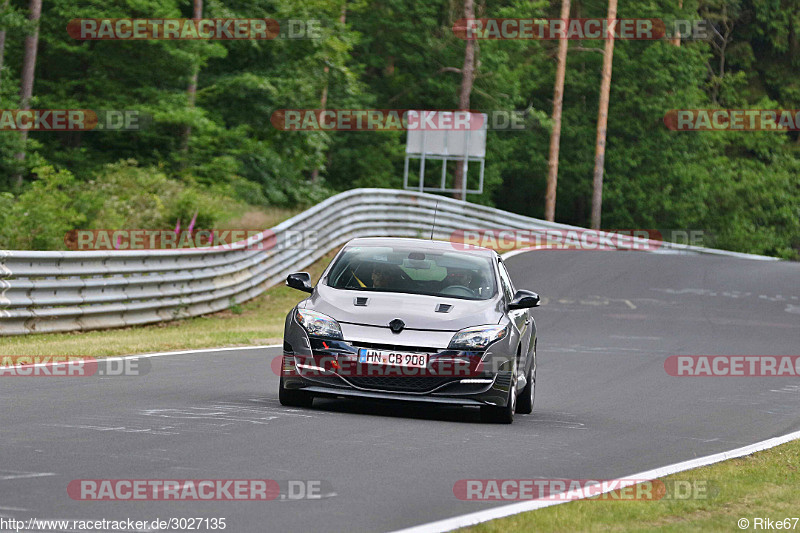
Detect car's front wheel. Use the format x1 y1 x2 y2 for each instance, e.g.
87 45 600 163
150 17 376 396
480 362 517 424
516 360 535 415
279 376 314 408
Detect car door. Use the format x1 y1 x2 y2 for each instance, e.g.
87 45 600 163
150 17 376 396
497 258 531 381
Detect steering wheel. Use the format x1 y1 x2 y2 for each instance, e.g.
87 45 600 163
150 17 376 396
440 285 475 297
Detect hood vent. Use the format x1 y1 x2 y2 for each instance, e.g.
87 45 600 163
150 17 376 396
354 297 369 306
435 303 453 313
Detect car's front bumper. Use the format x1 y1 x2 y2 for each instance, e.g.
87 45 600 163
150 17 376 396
280 336 514 407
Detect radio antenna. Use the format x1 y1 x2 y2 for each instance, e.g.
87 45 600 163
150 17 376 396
430 200 439 240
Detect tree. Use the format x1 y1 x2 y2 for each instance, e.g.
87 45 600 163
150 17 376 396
311 2 348 184
453 0 476 201
181 0 203 153
672 0 683 46
0 0 10 88
13 0 41 186
544 0 571 221
17 0 41 112
590 0 617 229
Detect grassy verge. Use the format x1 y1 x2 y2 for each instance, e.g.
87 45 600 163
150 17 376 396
460 438 800 533
2 252 336 358
216 206 303 231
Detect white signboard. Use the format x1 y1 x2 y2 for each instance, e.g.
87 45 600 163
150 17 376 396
405 111 487 158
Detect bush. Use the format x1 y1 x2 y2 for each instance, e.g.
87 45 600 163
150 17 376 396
0 161 249 250
0 166 86 250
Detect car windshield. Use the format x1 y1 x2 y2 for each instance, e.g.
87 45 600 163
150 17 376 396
325 245 497 300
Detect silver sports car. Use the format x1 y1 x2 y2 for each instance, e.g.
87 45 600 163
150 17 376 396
279 237 539 423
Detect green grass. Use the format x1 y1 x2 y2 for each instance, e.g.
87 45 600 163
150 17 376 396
459 439 800 533
216 206 303 231
1 252 335 358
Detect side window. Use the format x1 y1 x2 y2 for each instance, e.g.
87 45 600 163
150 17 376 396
497 260 515 302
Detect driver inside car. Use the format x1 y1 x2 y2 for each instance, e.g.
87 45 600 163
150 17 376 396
444 269 474 289
370 263 403 289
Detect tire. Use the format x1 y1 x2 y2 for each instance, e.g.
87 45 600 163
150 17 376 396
279 376 314 408
516 360 535 415
480 360 517 424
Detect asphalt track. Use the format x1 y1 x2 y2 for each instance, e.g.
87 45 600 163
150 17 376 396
1 250 798 532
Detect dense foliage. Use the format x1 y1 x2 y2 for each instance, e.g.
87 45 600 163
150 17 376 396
0 0 798 258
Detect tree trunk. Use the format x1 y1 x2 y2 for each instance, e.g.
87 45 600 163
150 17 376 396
544 0 571 221
0 0 11 89
309 66 329 184
671 0 683 46
453 0 475 201
311 3 347 183
181 0 203 153
13 0 42 187
590 0 617 230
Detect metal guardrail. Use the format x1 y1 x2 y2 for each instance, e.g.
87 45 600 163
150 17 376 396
0 188 777 335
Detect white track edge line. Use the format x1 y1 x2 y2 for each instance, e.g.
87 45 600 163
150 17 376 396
116 344 282 360
390 429 800 533
393 247 794 532
500 244 779 262
6 344 283 369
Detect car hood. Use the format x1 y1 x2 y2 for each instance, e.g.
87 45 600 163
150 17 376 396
303 284 505 332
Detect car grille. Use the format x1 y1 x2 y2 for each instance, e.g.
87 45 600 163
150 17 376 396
343 376 453 393
493 372 512 390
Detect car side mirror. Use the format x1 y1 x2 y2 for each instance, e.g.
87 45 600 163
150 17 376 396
508 290 540 309
286 272 313 293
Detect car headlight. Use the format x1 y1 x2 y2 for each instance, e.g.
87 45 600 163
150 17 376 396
448 324 508 350
295 309 343 339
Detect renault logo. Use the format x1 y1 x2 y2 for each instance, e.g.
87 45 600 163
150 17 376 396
389 319 405 334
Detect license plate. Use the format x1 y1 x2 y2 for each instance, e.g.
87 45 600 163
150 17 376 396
358 349 428 368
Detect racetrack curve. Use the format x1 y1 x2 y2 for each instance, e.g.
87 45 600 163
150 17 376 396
1 250 798 532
